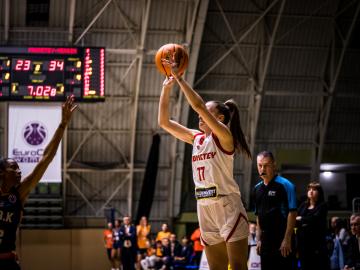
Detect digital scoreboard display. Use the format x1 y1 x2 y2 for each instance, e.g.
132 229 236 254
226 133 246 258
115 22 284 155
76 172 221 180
0 46 105 102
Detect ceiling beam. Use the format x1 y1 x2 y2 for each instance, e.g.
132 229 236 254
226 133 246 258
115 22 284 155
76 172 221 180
194 0 280 87
74 0 112 45
243 0 286 205
207 11 334 20
111 0 137 45
106 48 157 55
67 174 98 215
66 104 129 166
9 27 182 35
214 0 255 81
96 174 131 216
4 0 10 42
68 0 76 43
312 1 360 179
128 0 151 216
168 0 203 219
171 0 209 218
201 42 357 51
197 89 331 97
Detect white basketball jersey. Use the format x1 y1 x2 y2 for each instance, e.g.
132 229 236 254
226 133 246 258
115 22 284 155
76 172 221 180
192 133 240 203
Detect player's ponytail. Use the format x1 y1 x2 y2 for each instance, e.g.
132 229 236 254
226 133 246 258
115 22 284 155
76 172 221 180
224 99 252 159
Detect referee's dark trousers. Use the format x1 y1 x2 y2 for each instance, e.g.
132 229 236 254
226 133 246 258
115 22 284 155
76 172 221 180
260 231 296 270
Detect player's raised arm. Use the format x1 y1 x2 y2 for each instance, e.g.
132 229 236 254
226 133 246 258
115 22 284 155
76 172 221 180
162 54 233 152
158 76 198 144
18 96 77 203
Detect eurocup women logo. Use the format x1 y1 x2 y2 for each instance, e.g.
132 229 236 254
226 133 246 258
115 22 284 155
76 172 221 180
23 121 47 146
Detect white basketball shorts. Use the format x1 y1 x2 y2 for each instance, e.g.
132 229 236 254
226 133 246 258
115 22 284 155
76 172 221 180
197 193 249 246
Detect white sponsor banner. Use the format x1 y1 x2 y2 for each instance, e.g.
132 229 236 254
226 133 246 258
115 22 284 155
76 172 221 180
248 246 261 270
199 248 261 270
199 250 209 270
8 104 62 183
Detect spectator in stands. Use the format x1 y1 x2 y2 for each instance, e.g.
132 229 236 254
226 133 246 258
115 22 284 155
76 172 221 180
156 223 171 242
296 181 330 270
120 216 137 270
140 246 159 270
112 218 123 270
252 151 297 270
155 240 163 258
328 234 345 270
331 217 351 249
0 96 76 270
248 222 257 255
169 234 182 260
173 236 194 269
136 216 151 270
160 237 172 270
344 214 360 270
190 227 203 266
248 222 261 270
104 222 116 270
153 238 170 270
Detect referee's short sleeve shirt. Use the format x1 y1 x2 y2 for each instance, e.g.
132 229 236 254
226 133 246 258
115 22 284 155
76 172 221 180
253 175 297 233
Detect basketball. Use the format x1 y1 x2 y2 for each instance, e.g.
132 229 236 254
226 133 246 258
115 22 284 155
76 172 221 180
155 43 189 77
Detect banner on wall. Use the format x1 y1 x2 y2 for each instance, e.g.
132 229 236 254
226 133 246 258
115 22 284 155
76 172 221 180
8 104 62 183
199 250 209 270
248 245 261 270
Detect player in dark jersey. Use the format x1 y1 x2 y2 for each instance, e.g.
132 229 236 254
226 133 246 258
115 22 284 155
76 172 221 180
0 96 77 269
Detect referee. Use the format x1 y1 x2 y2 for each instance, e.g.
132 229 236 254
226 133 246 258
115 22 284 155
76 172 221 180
252 151 297 270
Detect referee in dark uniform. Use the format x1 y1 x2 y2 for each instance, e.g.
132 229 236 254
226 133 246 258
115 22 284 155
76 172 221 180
252 151 297 270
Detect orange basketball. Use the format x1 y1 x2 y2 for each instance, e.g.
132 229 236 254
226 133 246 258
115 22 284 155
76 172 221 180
155 43 189 77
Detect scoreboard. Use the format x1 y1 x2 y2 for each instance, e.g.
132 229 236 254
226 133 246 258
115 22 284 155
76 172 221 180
0 46 105 102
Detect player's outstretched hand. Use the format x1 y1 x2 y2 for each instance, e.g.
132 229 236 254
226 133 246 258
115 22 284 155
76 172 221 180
62 95 77 126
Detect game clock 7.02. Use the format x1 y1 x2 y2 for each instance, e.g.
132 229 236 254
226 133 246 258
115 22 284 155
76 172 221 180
0 46 105 102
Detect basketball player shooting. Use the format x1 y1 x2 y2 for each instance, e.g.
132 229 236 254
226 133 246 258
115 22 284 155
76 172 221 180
0 96 77 270
158 52 251 270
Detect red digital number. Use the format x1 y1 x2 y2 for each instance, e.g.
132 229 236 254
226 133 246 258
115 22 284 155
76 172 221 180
49 60 64 71
28 85 34 95
43 86 51 96
15 60 23 70
23 60 31 71
49 61 56 71
50 88 56 96
57 60 64 71
15 59 31 71
36 86 43 96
